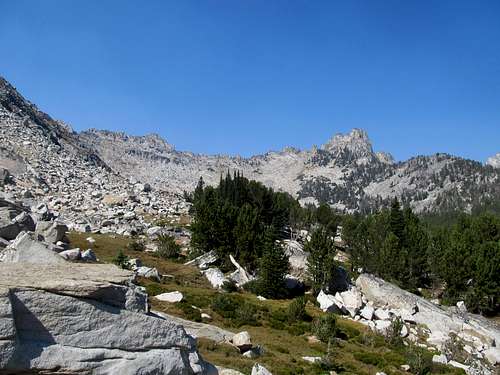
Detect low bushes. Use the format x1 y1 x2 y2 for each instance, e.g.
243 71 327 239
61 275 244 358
312 313 337 343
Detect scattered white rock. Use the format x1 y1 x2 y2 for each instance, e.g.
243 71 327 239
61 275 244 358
360 305 374 320
251 364 272 375
203 268 226 289
232 331 252 352
432 354 448 365
155 291 183 303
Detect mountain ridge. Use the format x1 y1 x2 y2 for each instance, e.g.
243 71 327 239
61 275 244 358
2 75 500 214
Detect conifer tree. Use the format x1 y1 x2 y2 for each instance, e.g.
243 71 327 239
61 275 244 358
257 227 289 298
306 228 338 293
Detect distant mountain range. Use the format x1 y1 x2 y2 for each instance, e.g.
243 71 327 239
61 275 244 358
2 75 500 214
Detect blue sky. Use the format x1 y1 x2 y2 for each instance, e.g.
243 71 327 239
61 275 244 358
1 1 499 161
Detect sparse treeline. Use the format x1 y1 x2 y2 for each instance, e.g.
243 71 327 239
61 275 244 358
343 200 500 315
188 174 499 315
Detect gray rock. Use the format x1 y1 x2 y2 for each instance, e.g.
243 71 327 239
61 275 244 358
251 364 272 375
0 231 66 264
339 286 363 317
58 248 81 261
153 311 234 343
0 263 147 313
360 305 375 320
203 268 227 289
81 249 97 262
35 221 68 243
136 266 161 282
356 273 500 351
185 250 218 270
232 331 252 352
432 354 448 365
1 288 213 374
484 347 500 365
155 291 183 303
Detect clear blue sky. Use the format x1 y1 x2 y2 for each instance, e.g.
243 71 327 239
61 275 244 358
1 1 499 161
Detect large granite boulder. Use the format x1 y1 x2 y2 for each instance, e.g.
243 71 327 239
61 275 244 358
356 274 500 351
0 199 35 240
35 220 68 243
0 231 66 264
0 263 216 374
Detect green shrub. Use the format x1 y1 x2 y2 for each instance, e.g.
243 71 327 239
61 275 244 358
385 317 405 347
112 250 130 269
287 296 308 323
221 279 239 293
156 234 181 259
287 321 311 336
233 302 258 327
211 294 239 319
127 239 145 252
145 283 164 296
178 302 202 322
353 351 384 366
242 279 260 294
404 344 432 375
313 313 337 343
211 293 260 327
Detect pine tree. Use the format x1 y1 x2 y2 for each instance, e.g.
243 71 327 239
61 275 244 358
257 228 289 299
389 198 405 242
306 228 337 293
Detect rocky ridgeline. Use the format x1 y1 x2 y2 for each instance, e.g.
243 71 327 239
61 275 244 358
0 77 189 236
81 125 500 215
3 75 500 218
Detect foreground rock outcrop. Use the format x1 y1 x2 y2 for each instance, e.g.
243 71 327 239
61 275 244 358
0 262 216 374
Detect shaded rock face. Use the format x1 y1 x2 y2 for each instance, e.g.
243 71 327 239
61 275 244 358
0 263 215 374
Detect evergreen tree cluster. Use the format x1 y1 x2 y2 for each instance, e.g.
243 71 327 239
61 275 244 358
189 172 299 272
343 199 500 315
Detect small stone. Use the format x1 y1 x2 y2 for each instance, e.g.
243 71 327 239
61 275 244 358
232 331 252 352
432 354 447 365
155 291 183 303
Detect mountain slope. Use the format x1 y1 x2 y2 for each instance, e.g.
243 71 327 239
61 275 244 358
2 75 499 215
0 77 186 233
81 127 500 214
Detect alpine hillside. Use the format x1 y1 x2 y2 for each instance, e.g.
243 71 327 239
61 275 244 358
2 75 500 215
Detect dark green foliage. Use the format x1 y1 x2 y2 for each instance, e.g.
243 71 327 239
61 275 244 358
404 344 433 375
255 229 290 299
429 213 500 315
112 249 130 269
221 279 238 293
190 172 300 271
344 200 500 315
178 302 202 322
210 293 260 327
343 199 430 292
385 317 404 347
127 239 145 252
156 234 181 259
312 313 337 343
305 227 338 293
287 296 308 323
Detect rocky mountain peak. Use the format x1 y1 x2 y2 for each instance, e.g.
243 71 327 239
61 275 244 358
320 128 375 163
486 153 500 168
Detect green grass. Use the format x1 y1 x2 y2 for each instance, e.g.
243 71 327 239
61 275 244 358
68 232 467 375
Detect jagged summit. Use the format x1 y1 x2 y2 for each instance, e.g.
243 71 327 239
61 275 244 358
321 128 375 163
1 74 500 214
487 153 500 169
